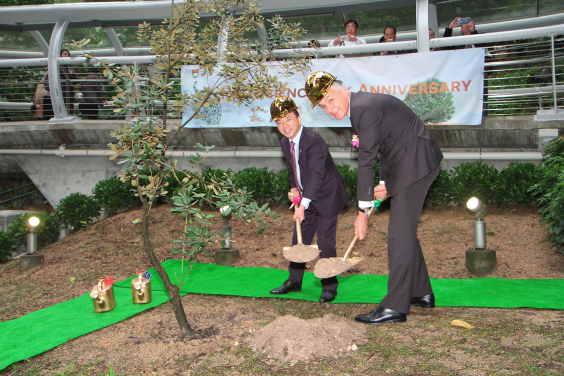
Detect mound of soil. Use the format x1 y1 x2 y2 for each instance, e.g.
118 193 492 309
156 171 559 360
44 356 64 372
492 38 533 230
250 314 367 364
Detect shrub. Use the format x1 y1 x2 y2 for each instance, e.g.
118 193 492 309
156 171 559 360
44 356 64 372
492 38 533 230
336 164 358 204
0 230 15 262
530 136 564 246
55 193 101 230
233 167 275 203
272 168 291 204
425 169 455 205
92 176 138 215
8 212 60 248
494 162 540 208
450 161 499 205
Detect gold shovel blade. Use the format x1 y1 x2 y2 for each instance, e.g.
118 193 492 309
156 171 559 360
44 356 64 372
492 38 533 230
283 244 320 263
313 257 364 279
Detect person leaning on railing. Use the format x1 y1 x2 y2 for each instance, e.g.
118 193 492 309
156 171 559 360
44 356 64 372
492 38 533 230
34 49 77 120
78 66 109 120
379 26 411 56
328 19 367 58
443 17 482 49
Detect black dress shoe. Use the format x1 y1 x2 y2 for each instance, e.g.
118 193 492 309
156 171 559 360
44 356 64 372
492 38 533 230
354 306 407 325
410 293 435 308
319 290 337 303
270 280 301 295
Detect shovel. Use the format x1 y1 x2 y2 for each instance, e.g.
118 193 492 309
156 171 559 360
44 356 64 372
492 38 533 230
283 215 320 263
314 196 388 279
283 191 320 263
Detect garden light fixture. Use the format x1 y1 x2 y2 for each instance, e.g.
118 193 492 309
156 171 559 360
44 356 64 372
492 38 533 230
27 216 40 254
467 197 487 249
20 215 45 271
465 197 496 275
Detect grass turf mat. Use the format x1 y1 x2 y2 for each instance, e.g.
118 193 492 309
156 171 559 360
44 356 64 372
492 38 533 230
1 260 563 371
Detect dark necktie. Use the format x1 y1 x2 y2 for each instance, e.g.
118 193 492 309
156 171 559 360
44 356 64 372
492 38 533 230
290 140 302 199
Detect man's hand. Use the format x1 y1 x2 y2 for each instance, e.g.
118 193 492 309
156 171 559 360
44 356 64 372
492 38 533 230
349 35 358 42
355 211 369 240
449 17 461 28
374 183 387 200
290 188 300 199
333 36 341 45
294 204 305 223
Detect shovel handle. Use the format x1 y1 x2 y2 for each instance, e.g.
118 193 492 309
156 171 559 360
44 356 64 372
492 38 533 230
296 217 303 244
342 206 377 261
342 194 388 261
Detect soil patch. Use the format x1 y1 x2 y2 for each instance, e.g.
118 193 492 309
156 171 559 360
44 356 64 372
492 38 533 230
1 202 563 374
250 314 367 364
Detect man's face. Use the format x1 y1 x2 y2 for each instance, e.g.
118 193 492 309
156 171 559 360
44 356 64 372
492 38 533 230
345 22 358 37
461 20 474 35
429 29 435 39
318 85 349 121
60 50 70 57
276 111 302 140
384 27 396 42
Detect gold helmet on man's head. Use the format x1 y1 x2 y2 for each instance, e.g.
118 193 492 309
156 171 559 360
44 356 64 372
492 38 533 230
270 96 299 122
305 71 337 109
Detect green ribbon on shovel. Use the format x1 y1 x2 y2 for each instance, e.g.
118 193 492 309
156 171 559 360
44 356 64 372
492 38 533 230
373 198 383 212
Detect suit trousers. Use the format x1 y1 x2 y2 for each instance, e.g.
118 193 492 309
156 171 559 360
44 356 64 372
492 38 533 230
380 166 440 314
288 203 339 291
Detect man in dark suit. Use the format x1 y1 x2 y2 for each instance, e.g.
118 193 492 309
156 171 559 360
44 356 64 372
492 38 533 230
305 72 443 324
269 96 349 303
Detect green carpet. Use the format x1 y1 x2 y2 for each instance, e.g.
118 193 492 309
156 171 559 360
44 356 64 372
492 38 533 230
1 259 563 371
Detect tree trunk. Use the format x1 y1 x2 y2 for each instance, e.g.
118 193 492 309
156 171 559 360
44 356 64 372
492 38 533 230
141 201 193 337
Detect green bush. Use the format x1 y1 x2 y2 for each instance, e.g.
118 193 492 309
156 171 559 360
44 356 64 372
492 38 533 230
336 164 358 203
450 161 499 205
8 212 60 249
425 169 455 205
272 168 291 204
530 136 564 247
92 176 138 215
494 162 540 208
233 167 275 203
55 193 101 230
0 230 15 262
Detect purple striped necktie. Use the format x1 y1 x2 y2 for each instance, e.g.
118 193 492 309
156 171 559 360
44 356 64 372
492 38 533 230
290 140 302 199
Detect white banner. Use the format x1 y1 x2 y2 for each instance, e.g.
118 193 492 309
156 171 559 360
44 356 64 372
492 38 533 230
181 48 484 127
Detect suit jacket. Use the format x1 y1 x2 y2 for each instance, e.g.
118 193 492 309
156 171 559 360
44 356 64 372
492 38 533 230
80 73 106 105
349 92 443 200
281 126 348 217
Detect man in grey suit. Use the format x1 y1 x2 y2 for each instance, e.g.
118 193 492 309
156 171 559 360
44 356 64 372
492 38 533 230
269 96 349 303
305 72 443 324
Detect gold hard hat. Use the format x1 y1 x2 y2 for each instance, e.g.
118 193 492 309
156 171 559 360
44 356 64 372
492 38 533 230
270 96 299 122
305 71 336 109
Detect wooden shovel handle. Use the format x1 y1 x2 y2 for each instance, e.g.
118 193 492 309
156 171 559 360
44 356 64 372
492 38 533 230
296 217 303 244
342 195 388 262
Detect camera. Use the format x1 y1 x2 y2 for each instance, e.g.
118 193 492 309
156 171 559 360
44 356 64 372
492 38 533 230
458 17 471 25
339 35 350 42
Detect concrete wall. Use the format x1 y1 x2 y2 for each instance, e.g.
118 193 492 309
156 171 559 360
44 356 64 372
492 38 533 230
0 116 562 207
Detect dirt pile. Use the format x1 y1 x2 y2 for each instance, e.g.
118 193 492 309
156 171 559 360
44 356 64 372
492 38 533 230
249 314 368 364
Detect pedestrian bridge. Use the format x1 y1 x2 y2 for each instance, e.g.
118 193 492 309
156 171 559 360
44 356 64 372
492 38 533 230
0 116 561 207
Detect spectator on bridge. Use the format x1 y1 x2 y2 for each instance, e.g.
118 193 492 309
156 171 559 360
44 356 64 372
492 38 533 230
379 26 407 55
38 49 78 120
443 17 481 49
328 20 367 58
429 29 440 51
78 66 109 120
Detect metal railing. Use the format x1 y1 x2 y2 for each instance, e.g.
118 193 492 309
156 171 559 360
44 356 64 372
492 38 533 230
0 27 563 122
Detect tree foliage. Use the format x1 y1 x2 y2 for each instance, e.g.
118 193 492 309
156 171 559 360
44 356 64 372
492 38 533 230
404 77 455 124
72 0 309 337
